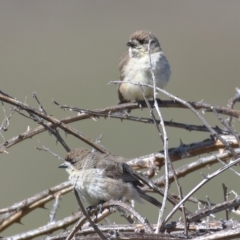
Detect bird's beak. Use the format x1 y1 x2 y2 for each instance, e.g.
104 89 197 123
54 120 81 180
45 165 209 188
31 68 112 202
59 163 67 168
127 41 134 47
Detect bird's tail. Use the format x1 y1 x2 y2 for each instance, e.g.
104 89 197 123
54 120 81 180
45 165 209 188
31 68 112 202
137 188 162 208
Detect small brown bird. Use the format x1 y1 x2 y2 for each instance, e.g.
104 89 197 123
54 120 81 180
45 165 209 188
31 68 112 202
59 148 162 208
118 30 171 103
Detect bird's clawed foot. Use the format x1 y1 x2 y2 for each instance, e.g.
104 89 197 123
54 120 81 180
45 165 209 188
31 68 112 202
86 201 106 216
136 100 144 110
86 205 95 214
97 200 105 213
137 98 162 109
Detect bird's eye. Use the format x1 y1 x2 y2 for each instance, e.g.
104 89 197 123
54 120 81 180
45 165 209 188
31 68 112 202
138 39 145 44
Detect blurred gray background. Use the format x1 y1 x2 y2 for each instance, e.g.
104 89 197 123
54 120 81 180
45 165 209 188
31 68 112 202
1 0 240 237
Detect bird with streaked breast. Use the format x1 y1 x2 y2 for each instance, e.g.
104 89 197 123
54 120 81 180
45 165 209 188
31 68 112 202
118 30 171 103
59 148 162 208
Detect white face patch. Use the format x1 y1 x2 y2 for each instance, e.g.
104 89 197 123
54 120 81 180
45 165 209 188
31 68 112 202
128 47 133 57
128 39 133 57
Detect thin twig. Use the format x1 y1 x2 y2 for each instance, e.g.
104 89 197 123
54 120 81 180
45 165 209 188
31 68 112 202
226 87 240 126
212 107 240 147
71 188 107 240
49 195 61 223
222 183 229 220
164 157 240 224
0 92 107 153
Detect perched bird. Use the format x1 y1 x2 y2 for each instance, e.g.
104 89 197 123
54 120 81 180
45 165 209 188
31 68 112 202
59 148 162 208
118 30 171 103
